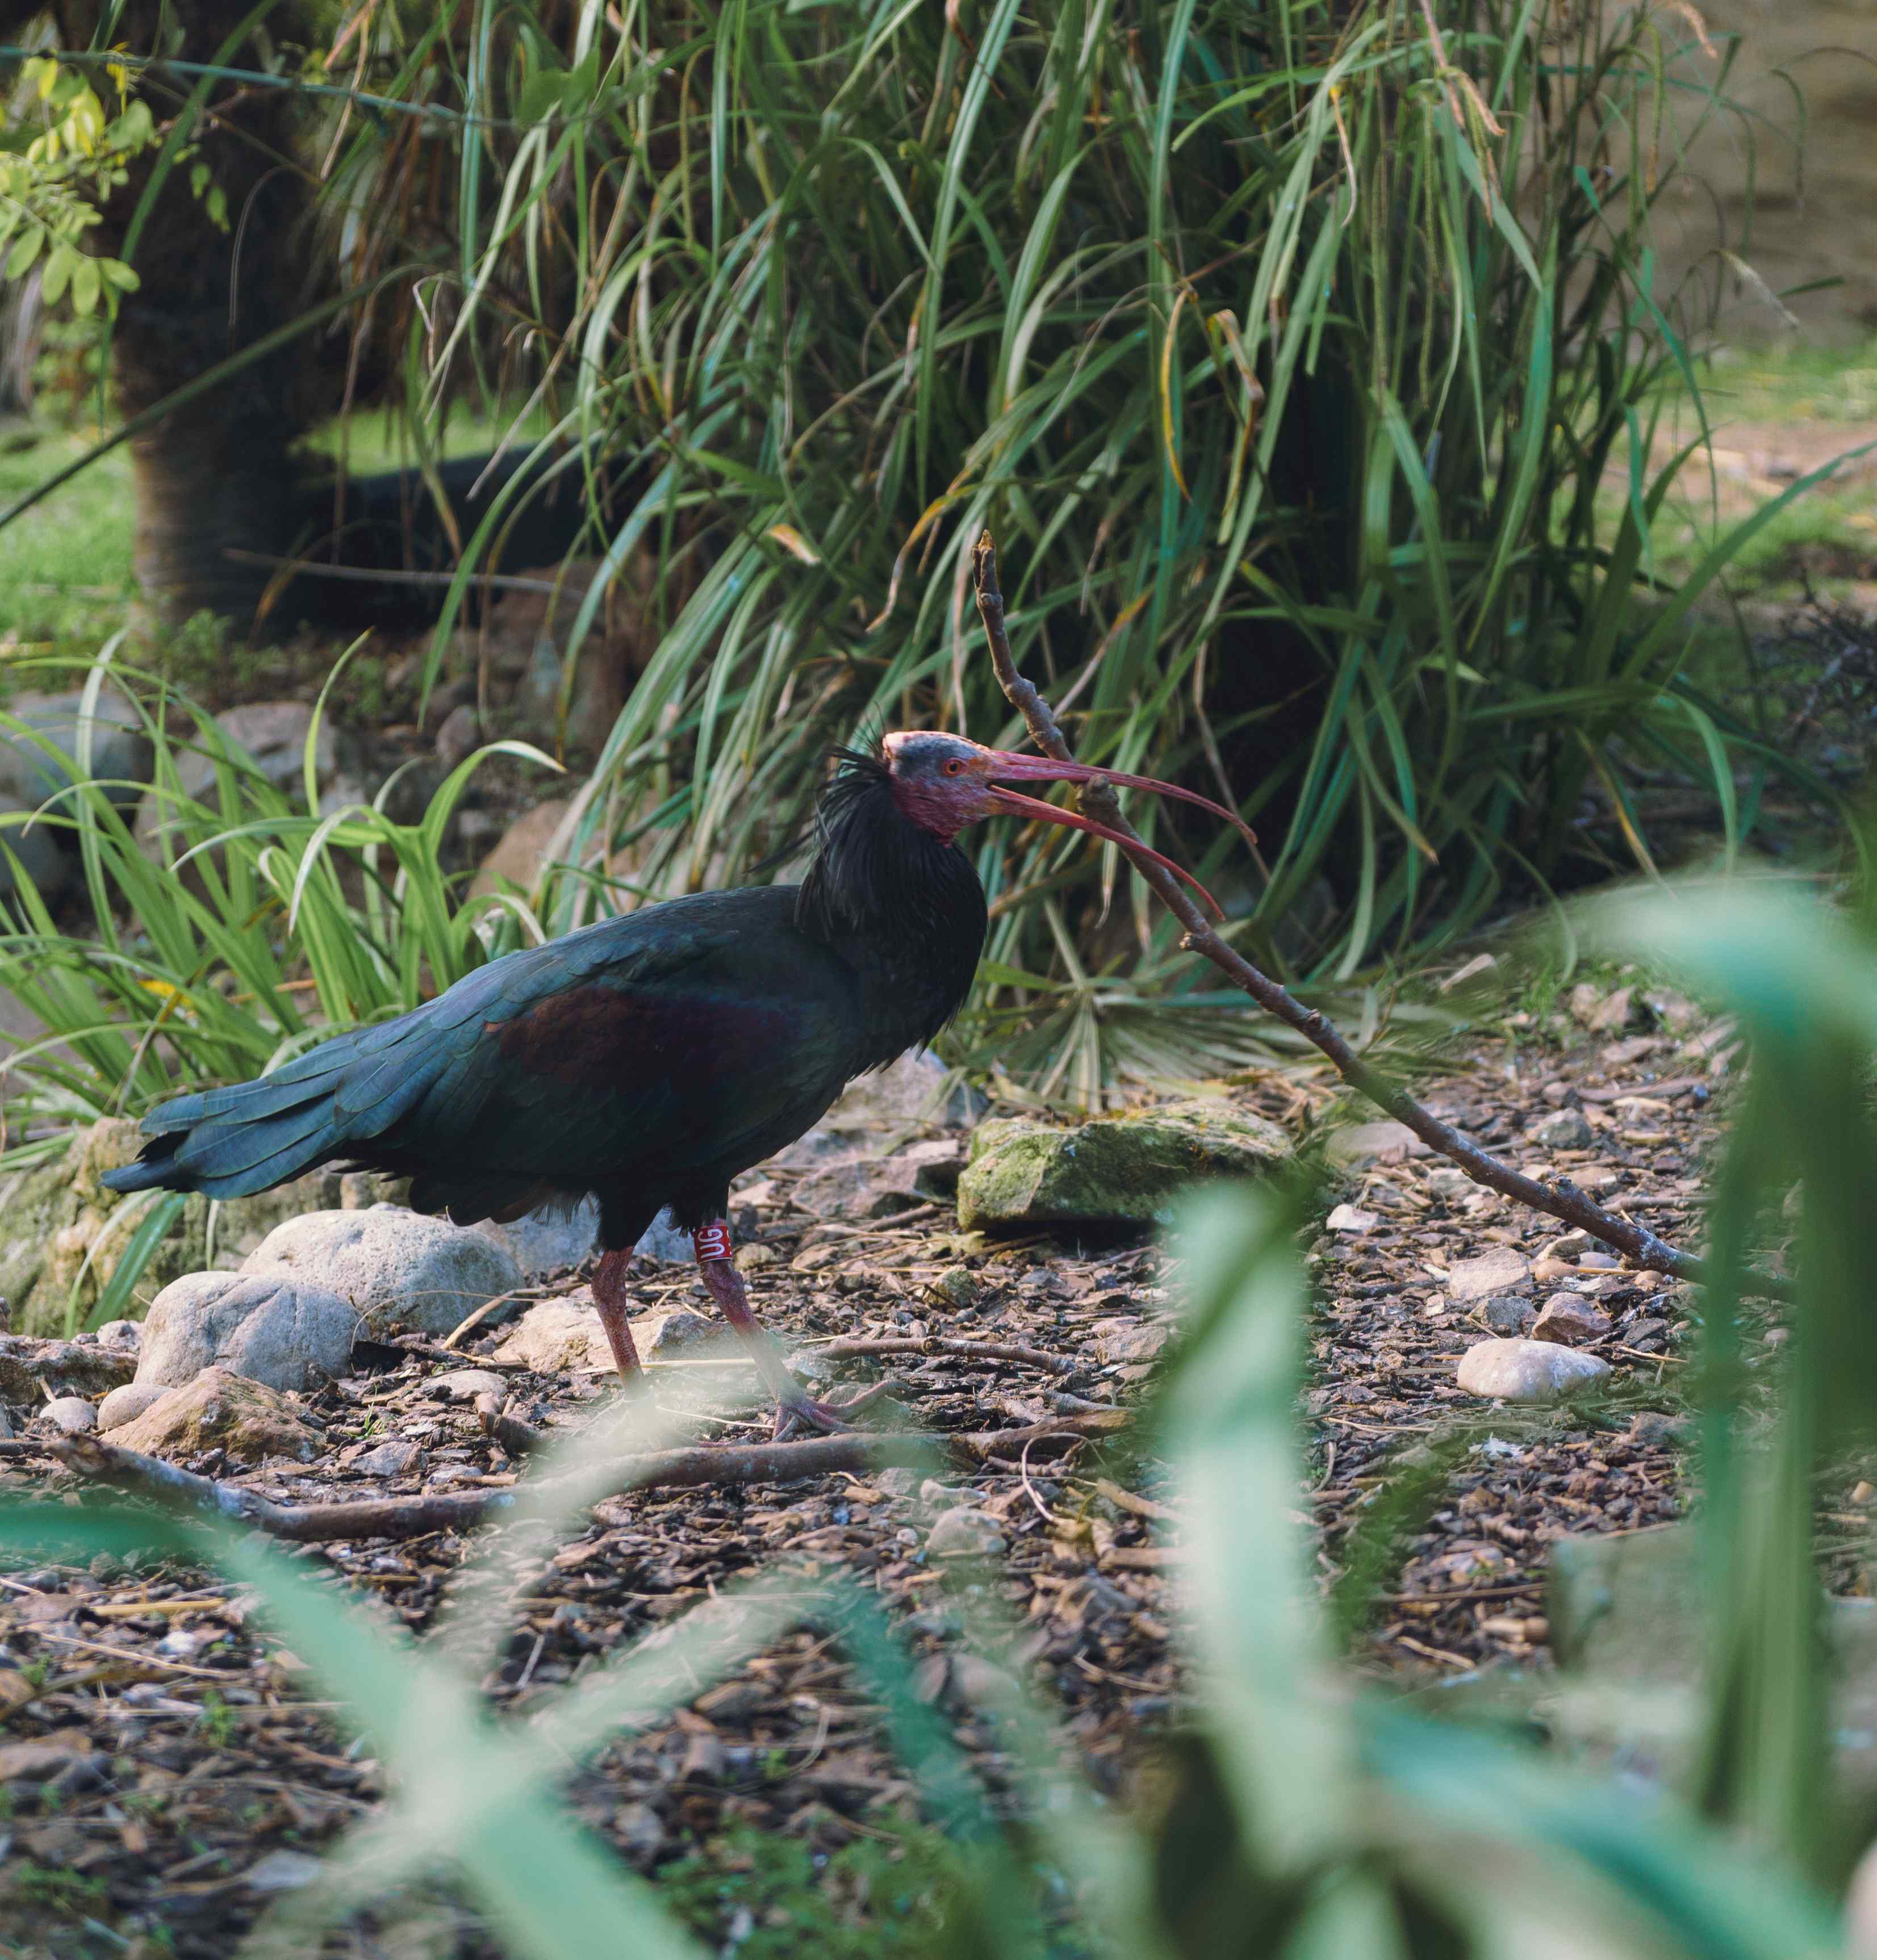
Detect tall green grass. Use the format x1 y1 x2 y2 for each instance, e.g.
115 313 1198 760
0 648 561 1165
329 0 1854 1011
5 3 1866 1096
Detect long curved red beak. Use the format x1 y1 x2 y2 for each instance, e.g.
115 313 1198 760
979 748 1256 922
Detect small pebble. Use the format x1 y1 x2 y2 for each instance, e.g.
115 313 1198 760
1530 1296 1613 1346
243 1850 324 1894
931 1266 980 1309
41 1396 98 1436
352 1438 421 1479
429 1369 507 1402
1625 1411 1690 1446
1527 1107 1594 1151
1445 1248 1533 1304
1481 1295 1533 1335
926 1506 1006 1558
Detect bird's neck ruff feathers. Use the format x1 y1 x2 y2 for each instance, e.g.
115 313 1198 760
795 747 986 1061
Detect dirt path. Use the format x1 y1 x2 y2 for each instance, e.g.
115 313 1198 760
0 997 1736 1955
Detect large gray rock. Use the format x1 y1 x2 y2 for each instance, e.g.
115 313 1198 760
792 1139 963 1221
135 1270 359 1391
632 1208 695 1265
956 1100 1289 1230
241 1207 521 1340
0 686 152 810
0 1119 351 1336
470 1196 697 1273
0 688 152 904
822 1051 981 1134
1456 1337 1610 1402
0 794 76 904
178 701 332 798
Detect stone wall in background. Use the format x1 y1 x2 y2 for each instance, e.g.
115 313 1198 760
1640 0 1877 344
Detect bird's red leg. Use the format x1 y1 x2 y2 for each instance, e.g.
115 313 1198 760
692 1220 854 1439
591 1246 647 1388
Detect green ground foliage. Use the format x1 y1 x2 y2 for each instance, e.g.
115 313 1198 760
5 1 1870 1052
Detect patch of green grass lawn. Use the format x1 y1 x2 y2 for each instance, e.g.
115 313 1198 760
0 422 137 651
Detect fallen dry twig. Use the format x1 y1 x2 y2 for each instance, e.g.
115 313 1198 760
475 1392 546 1457
815 1334 1082 1375
444 1288 533 1351
49 1412 1124 1543
972 531 1732 1290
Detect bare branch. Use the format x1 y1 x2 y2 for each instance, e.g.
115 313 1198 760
816 1335 1082 1376
971 530 1745 1293
476 1392 547 1458
49 1412 1124 1544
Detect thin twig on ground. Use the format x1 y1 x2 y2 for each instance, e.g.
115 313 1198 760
388 1334 525 1369
815 1335 1081 1375
49 1412 1124 1543
445 1288 533 1351
475 1392 547 1457
971 530 1738 1291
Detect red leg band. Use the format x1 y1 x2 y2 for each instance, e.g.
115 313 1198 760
693 1220 732 1263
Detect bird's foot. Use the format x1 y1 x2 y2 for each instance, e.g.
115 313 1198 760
769 1379 897 1442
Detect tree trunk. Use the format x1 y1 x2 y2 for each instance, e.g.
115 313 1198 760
127 395 300 624
80 1 329 629
14 2 614 633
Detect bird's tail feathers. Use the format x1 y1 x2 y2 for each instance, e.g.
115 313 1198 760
101 1024 445 1201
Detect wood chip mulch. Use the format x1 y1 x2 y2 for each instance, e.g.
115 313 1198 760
0 992 1757 1956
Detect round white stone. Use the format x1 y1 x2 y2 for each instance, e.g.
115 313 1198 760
1456 1337 1611 1402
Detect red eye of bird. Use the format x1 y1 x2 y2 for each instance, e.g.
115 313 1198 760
943 759 965 776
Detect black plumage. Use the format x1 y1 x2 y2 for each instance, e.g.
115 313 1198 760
104 729 1228 1433
107 750 982 1253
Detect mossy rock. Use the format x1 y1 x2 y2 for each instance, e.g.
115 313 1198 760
0 1119 369 1335
955 1100 1290 1231
106 1364 318 1464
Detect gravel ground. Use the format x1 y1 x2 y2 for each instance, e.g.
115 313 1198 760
0 987 1747 1956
